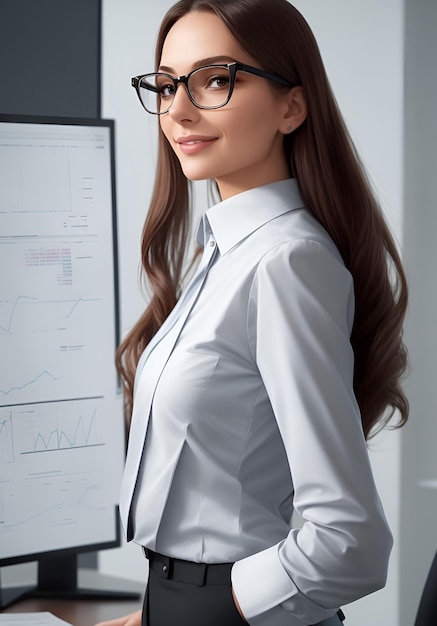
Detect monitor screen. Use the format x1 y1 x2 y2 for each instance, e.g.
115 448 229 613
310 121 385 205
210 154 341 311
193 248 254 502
0 115 126 603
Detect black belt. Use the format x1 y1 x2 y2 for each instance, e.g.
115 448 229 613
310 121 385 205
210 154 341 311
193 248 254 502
143 548 345 622
143 548 233 586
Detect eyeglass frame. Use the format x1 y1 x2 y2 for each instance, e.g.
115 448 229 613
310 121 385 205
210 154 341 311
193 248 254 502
131 61 294 115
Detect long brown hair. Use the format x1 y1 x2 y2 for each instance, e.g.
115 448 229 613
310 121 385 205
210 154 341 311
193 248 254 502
116 0 408 439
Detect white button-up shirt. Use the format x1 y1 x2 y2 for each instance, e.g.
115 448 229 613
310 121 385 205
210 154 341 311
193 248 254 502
119 179 392 626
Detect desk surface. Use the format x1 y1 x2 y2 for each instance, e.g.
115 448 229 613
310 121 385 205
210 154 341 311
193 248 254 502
2 572 144 626
3 596 143 626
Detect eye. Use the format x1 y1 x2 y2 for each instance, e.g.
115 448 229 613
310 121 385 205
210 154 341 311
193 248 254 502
158 82 176 98
206 74 230 90
155 76 176 99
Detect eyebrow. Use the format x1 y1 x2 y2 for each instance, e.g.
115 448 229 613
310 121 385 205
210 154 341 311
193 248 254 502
158 55 238 74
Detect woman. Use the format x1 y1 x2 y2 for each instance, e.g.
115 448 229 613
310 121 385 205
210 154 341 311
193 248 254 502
98 1 408 625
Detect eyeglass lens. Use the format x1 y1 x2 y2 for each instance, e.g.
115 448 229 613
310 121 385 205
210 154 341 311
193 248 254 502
138 66 232 113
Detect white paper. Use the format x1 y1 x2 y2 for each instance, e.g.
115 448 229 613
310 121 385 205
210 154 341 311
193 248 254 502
0 613 72 626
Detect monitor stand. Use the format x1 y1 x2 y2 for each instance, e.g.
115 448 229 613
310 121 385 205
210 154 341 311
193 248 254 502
0 553 142 610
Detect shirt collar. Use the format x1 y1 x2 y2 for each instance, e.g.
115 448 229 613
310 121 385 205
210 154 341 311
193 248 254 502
196 178 305 255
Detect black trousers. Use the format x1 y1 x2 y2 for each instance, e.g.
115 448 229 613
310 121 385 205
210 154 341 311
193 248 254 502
141 550 344 626
142 550 245 626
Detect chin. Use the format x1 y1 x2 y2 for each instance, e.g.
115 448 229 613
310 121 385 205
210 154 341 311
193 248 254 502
180 166 214 182
184 173 208 182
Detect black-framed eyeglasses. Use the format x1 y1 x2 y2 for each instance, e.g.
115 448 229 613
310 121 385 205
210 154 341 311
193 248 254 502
131 62 293 115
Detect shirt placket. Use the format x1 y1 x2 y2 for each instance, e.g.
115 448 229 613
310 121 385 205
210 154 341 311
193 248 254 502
120 230 218 540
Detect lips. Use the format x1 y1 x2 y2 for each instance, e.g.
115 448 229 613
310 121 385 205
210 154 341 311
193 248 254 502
174 135 218 154
175 135 217 144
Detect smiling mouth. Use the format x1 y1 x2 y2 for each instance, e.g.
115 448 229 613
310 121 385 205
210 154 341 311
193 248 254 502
175 137 217 154
175 136 217 144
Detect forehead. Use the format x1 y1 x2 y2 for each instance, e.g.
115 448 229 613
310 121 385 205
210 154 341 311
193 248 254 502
160 10 251 72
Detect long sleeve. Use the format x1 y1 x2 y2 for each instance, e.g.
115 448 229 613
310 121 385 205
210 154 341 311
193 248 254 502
232 238 393 625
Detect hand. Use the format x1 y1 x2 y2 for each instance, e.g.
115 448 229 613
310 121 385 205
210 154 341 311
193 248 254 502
94 610 142 626
232 587 248 622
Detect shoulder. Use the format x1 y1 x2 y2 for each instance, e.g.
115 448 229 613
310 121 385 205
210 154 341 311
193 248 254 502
264 207 343 264
253 208 347 283
250 215 355 332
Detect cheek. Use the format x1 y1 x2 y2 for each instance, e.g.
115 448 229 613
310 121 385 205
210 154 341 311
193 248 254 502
224 108 280 156
223 95 280 140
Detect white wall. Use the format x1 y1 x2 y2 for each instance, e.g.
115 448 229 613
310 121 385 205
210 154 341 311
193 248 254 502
100 1 406 624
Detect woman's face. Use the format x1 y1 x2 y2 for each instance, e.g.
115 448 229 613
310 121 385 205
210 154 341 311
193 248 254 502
158 10 293 199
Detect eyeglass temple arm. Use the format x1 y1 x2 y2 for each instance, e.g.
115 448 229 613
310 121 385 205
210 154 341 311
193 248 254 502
131 76 160 93
237 63 293 87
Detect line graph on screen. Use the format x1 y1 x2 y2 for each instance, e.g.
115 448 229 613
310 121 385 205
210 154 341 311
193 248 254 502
12 401 105 455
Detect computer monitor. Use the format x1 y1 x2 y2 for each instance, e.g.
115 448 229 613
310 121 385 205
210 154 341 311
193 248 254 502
0 115 132 607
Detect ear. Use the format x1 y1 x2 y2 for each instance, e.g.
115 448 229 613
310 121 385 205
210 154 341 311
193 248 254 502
280 86 307 134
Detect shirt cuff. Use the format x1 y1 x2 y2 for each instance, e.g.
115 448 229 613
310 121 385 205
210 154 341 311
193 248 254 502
231 541 336 625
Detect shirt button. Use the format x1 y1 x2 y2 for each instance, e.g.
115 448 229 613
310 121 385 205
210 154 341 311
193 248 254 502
210 240 215 247
162 565 168 573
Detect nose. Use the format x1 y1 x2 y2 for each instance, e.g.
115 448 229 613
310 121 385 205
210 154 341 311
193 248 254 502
168 82 199 122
